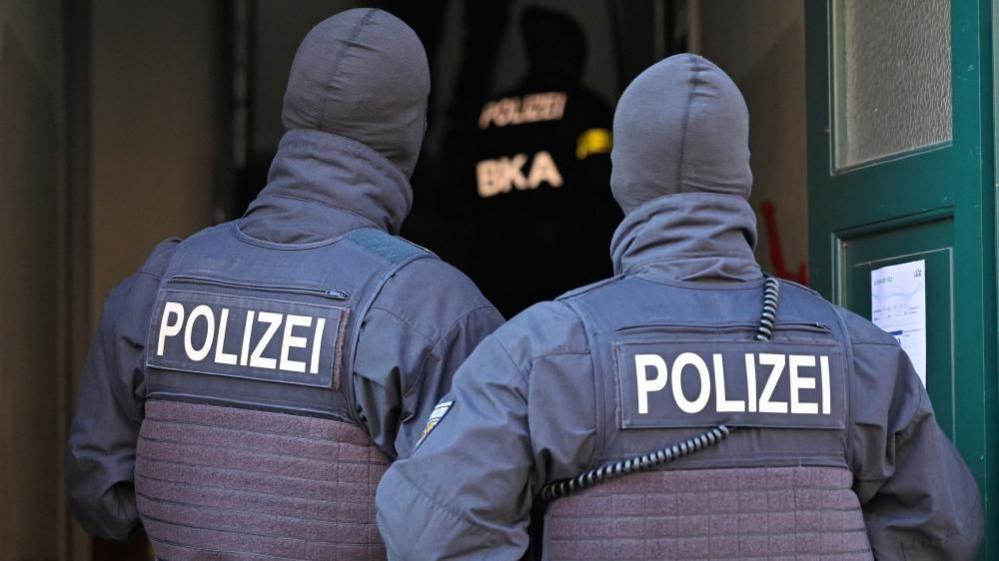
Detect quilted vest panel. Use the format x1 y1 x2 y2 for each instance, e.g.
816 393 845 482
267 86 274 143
545 466 872 561
137 400 389 561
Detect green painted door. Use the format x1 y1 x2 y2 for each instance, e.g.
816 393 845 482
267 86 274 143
805 0 996 558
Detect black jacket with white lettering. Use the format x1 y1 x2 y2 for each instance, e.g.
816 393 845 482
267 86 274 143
458 80 616 318
376 54 984 561
65 8 502 544
440 6 618 317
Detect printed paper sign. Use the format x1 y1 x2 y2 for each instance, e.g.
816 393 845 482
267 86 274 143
871 259 927 386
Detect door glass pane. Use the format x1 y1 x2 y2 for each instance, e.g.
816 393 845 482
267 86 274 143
832 0 951 170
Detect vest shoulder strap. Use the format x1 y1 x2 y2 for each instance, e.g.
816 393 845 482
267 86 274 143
557 275 622 302
345 228 434 265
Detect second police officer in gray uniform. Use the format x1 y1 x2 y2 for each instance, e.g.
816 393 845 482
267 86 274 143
376 54 984 561
65 9 503 560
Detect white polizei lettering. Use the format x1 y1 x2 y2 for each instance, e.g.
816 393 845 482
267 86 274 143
631 351 834 417
240 310 255 366
214 308 238 365
713 353 745 413
820 356 832 415
757 353 788 414
635 354 669 415
671 352 711 414
279 314 311 373
789 354 818 414
249 311 281 369
744 353 758 413
310 317 327 375
184 305 216 362
157 302 185 356
157 302 333 374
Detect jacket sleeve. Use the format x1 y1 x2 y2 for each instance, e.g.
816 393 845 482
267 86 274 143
65 240 178 541
375 334 534 561
848 338 984 560
353 257 504 460
376 302 596 561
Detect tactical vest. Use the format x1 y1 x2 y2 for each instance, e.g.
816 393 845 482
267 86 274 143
136 223 429 561
544 277 874 561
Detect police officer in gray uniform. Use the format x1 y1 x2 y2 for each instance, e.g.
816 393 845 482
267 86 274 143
376 54 984 561
66 9 503 560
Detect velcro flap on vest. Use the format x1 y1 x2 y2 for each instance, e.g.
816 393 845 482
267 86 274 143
614 340 846 430
147 288 348 389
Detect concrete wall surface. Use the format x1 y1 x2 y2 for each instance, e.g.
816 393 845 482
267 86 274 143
90 0 219 319
0 0 67 559
0 2 221 559
693 0 809 280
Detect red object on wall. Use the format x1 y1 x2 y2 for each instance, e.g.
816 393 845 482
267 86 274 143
761 200 808 285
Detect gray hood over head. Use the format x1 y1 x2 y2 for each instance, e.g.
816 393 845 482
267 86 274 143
611 53 752 212
239 8 429 241
282 8 430 178
607 54 761 283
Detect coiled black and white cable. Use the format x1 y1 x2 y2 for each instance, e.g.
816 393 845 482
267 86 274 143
755 276 781 342
540 424 732 502
539 276 782 502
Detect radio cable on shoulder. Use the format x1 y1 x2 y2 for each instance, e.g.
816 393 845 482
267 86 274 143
540 276 782 502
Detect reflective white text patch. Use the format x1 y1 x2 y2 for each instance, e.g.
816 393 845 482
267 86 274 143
146 289 347 389
614 340 846 430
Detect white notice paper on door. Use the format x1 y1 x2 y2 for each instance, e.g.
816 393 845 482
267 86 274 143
871 259 927 386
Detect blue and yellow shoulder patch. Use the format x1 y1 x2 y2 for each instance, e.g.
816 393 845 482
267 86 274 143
415 400 454 449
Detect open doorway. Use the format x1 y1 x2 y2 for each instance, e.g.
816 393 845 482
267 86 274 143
225 0 806 318
692 0 810 287
226 0 688 317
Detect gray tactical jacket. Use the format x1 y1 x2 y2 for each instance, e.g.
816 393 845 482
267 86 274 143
376 53 983 561
376 193 983 561
67 131 502 543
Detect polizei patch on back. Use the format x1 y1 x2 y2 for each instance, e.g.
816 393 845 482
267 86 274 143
146 289 347 389
614 340 846 430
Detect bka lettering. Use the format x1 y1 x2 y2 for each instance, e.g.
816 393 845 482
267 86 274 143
476 151 563 198
156 301 327 374
634 351 832 416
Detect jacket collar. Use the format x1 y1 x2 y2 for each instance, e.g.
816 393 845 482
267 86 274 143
239 129 412 243
610 192 762 282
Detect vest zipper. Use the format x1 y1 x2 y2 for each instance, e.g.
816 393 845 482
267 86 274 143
167 274 350 301
617 321 831 338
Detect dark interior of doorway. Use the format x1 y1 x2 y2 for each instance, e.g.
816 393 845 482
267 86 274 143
224 0 687 319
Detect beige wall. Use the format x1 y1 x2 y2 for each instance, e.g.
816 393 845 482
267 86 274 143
0 2 220 560
84 3 222 555
0 0 67 559
91 0 219 320
692 0 809 279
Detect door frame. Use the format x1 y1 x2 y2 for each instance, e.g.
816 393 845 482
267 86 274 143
805 0 997 558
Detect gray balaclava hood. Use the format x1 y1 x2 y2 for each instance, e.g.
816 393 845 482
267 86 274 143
281 9 430 178
610 54 752 213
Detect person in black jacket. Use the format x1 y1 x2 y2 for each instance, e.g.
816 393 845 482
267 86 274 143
447 6 619 317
